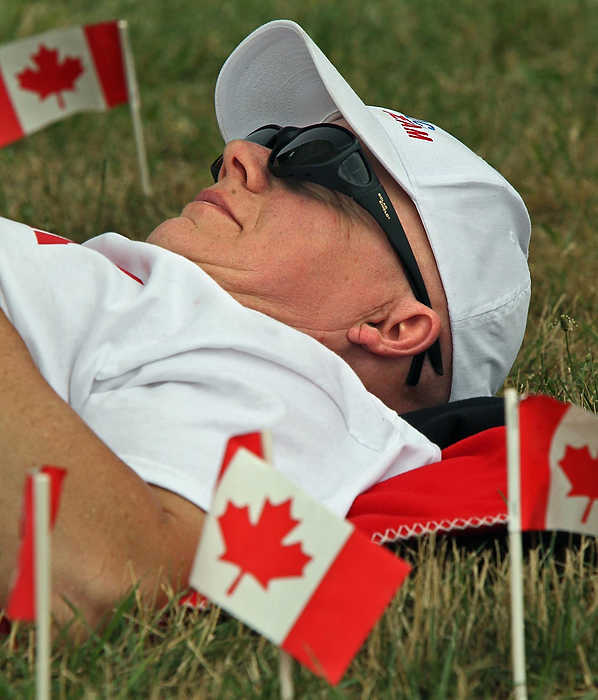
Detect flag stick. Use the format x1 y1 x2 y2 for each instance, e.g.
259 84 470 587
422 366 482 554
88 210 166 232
261 429 273 465
34 471 51 700
118 20 152 196
505 388 528 700
279 649 294 700
260 430 294 698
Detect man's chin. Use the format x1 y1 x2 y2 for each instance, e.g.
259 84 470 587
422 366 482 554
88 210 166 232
146 216 196 246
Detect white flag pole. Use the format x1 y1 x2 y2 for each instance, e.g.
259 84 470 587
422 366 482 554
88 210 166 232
279 650 294 700
118 20 152 196
260 431 295 699
34 471 51 700
261 429 273 465
505 388 528 700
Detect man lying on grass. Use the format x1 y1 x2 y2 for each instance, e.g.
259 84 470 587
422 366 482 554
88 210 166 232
0 20 531 628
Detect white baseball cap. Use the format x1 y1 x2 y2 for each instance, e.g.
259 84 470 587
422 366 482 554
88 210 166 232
214 20 531 402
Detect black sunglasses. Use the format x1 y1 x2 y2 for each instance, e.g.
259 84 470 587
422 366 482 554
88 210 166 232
210 123 443 386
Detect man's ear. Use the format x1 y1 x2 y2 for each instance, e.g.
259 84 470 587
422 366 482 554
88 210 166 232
347 303 441 358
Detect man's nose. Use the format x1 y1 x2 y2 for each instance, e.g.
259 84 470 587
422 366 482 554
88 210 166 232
217 140 271 193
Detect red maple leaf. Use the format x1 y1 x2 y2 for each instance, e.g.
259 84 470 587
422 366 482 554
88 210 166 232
17 44 84 109
558 445 598 523
217 498 312 595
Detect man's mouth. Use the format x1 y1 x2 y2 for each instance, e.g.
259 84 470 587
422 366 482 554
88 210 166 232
193 190 240 227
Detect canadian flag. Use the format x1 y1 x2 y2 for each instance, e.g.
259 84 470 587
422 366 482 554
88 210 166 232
190 433 410 685
348 395 598 542
520 395 598 534
0 21 127 147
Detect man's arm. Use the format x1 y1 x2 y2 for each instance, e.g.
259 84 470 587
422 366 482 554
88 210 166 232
0 307 205 627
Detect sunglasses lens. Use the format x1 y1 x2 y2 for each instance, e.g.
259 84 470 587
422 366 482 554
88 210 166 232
274 138 335 167
245 125 281 147
271 126 370 186
274 126 352 166
337 152 371 186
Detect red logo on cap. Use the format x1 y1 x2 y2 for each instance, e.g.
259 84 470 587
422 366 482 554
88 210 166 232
383 110 433 142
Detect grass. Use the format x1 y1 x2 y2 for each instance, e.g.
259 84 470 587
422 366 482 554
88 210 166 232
2 537 597 697
1 0 597 696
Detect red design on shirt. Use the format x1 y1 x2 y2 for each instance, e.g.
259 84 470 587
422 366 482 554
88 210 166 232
115 266 143 285
33 229 144 285
34 230 72 245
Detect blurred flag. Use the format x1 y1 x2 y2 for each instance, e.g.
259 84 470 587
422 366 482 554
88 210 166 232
0 21 127 147
348 395 598 541
190 435 410 685
6 466 66 621
519 395 598 535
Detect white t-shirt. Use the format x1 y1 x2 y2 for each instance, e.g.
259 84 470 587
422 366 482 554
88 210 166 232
0 217 440 515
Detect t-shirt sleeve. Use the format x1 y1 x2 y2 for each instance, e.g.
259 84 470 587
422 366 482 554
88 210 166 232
0 218 145 402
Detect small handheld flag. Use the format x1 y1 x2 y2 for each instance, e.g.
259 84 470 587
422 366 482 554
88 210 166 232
190 434 410 685
348 394 598 543
519 395 598 536
7 466 66 621
7 466 67 700
0 20 151 194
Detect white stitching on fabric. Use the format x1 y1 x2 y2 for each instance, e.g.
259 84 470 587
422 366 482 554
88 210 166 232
369 513 508 545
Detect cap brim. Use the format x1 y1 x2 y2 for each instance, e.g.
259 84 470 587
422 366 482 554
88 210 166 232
214 20 413 195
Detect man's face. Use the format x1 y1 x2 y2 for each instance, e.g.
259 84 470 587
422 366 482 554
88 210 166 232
147 131 409 344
